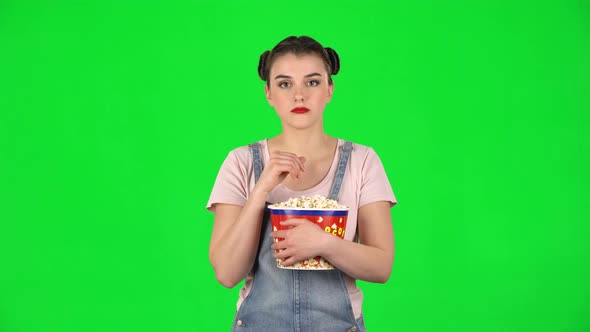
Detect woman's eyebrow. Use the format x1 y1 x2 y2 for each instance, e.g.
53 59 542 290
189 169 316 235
273 73 323 80
304 72 322 78
274 74 291 80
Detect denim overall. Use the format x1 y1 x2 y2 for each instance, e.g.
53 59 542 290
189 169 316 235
231 141 365 332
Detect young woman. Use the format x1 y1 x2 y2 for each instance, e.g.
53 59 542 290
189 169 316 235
207 36 397 331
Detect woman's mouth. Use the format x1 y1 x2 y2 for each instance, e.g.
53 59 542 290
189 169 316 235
291 107 310 114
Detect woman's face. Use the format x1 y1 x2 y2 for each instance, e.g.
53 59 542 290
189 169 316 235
264 53 334 130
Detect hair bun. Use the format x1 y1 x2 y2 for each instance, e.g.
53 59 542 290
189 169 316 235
258 50 271 80
324 47 340 76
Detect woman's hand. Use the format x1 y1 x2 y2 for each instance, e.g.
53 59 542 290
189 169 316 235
270 218 334 266
255 151 305 194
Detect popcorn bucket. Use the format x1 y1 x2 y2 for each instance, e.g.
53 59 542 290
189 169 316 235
268 206 349 270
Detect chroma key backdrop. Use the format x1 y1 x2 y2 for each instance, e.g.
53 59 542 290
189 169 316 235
1 1 588 331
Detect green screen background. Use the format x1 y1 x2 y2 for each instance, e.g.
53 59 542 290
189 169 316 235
1 1 588 331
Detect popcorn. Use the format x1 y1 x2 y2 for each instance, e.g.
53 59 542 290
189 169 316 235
270 195 348 209
269 195 349 270
277 257 335 270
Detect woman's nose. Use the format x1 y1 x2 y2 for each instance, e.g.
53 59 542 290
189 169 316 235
293 86 304 102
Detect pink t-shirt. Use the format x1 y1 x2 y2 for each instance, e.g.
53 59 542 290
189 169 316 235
206 138 397 319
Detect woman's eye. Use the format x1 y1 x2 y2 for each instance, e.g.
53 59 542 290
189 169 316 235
278 82 291 88
307 80 320 87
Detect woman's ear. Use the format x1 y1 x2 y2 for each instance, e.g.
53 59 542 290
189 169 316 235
264 84 274 106
326 82 334 102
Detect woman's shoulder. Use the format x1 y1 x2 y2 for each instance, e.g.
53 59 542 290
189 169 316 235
223 139 267 163
342 139 377 159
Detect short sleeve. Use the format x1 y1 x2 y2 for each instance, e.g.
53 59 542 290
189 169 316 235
206 150 250 214
359 148 397 208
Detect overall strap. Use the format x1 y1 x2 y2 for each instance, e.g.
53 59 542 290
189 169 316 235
328 141 353 201
248 142 263 184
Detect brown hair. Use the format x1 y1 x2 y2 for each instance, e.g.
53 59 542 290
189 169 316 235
258 36 340 86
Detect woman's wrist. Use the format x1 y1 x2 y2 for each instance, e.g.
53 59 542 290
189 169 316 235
249 185 269 204
319 230 340 258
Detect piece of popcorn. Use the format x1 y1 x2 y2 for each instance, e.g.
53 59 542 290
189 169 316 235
270 194 348 209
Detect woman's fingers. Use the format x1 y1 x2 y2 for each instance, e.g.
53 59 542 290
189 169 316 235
273 248 295 260
272 158 304 176
270 158 304 179
298 156 306 171
272 240 288 250
256 150 306 192
278 152 305 172
271 151 305 172
272 160 302 179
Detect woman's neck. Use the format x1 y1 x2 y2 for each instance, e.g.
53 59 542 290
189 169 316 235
268 129 336 159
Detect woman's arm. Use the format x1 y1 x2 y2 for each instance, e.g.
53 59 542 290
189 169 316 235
271 201 394 283
209 151 306 288
208 186 267 288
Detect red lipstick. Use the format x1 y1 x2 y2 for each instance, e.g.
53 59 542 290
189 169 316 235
291 107 310 114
